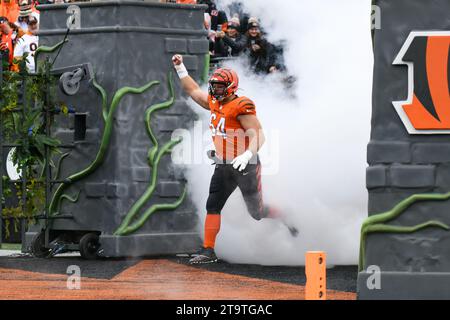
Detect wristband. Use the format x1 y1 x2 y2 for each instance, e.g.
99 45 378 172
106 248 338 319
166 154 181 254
174 63 189 79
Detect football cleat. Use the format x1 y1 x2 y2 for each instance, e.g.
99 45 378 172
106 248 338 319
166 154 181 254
189 247 218 265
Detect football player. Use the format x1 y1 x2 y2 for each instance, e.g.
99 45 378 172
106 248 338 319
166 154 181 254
172 54 298 264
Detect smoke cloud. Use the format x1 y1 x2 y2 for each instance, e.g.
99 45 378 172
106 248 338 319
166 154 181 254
178 0 373 266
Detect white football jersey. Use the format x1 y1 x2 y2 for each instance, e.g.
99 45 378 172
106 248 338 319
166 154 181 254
14 33 39 73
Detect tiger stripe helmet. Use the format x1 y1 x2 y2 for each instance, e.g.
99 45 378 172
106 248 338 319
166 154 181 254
208 68 239 100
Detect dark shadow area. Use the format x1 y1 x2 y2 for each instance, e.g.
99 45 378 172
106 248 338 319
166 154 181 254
0 255 141 280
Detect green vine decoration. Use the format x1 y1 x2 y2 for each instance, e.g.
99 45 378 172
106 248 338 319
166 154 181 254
54 152 70 180
201 53 211 84
359 192 450 272
57 190 81 214
114 72 186 236
119 189 187 236
48 78 159 216
114 141 186 236
34 39 68 72
92 76 108 122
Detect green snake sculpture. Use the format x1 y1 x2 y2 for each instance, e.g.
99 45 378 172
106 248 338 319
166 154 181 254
359 192 450 272
114 72 186 236
48 78 159 216
35 39 186 235
34 39 68 71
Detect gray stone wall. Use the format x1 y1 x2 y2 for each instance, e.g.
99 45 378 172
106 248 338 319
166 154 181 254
31 1 208 256
359 0 450 299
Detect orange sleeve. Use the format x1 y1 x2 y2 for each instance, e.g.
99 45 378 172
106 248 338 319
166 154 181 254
234 97 257 117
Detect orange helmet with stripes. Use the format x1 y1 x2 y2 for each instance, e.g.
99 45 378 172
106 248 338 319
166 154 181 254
208 68 239 101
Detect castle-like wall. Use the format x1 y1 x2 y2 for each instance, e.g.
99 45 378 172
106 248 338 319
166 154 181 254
26 1 209 257
358 0 450 299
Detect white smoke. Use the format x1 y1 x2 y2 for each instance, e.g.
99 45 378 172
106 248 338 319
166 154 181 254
180 0 373 266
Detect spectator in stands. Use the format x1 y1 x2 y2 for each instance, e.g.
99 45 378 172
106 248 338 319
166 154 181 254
209 9 227 33
15 0 39 32
0 16 20 68
244 20 278 74
0 0 20 23
221 1 248 34
203 9 211 31
215 16 246 57
199 0 227 31
200 0 228 56
13 16 38 73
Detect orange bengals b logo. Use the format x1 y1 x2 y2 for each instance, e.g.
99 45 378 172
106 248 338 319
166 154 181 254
393 31 450 134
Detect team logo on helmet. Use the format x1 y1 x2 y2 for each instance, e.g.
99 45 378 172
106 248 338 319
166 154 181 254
393 31 450 134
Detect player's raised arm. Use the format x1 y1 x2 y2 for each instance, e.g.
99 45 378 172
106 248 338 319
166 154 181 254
172 54 209 110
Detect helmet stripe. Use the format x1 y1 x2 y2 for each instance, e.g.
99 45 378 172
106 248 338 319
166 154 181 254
219 70 230 83
222 69 233 83
212 72 227 82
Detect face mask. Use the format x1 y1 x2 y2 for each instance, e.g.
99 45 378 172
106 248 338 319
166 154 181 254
209 82 228 100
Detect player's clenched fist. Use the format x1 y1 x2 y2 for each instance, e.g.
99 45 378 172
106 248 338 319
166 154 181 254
172 54 183 66
172 54 188 79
